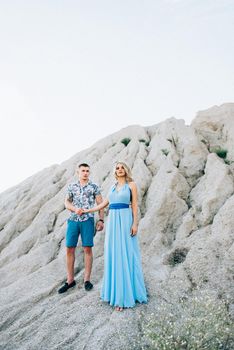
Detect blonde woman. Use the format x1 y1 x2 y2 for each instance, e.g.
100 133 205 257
81 162 147 311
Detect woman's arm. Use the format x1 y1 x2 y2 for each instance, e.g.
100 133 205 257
83 198 109 213
95 194 104 221
129 182 138 236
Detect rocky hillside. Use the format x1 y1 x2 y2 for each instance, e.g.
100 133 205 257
0 103 234 349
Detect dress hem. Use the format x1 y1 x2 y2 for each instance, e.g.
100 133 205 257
100 297 148 308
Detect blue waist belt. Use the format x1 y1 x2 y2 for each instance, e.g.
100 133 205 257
109 203 129 209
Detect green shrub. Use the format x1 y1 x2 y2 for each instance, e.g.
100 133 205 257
121 138 131 146
224 159 233 165
161 149 169 156
139 139 146 143
214 148 228 159
138 290 233 350
167 135 178 148
166 248 188 266
145 141 150 147
102 175 107 182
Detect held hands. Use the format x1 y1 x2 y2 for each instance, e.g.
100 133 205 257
75 208 83 215
74 208 89 215
74 207 104 231
131 224 138 236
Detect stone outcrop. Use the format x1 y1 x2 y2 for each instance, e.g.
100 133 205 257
0 103 233 349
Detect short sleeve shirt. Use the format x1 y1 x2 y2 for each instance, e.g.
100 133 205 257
66 180 101 222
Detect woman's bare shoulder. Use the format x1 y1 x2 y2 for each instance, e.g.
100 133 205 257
128 181 137 189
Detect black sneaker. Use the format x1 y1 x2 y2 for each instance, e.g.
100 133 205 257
58 280 76 294
84 281 93 291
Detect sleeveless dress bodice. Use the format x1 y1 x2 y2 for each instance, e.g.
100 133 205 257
109 183 131 204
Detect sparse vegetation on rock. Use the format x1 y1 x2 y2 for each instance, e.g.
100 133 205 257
0 104 234 350
121 137 131 146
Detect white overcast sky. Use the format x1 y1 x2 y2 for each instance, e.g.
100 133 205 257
0 0 233 193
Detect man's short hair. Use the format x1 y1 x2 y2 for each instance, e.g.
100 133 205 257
78 163 90 168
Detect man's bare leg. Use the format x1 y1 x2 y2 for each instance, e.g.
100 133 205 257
83 246 93 282
66 247 76 284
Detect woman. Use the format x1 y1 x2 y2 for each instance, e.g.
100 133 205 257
82 161 147 311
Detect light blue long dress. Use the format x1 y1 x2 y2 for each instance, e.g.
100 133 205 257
101 183 148 308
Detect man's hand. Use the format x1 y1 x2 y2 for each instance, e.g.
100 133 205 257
96 220 104 231
75 208 83 215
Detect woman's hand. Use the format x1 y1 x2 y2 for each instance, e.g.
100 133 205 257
75 208 83 215
131 224 138 236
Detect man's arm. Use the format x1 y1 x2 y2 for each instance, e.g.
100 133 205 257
64 196 79 214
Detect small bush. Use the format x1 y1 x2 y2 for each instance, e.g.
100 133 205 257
224 159 233 165
138 290 233 350
166 248 188 266
145 141 150 147
215 149 228 159
121 138 131 146
139 139 146 143
201 139 211 151
161 148 169 156
211 148 228 159
167 135 178 148
102 175 107 182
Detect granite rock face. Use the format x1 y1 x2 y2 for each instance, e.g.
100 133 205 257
0 104 234 350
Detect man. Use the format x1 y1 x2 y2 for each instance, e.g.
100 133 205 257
58 163 104 294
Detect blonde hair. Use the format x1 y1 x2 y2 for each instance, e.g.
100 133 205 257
114 161 133 182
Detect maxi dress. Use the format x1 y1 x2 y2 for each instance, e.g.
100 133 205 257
101 183 148 308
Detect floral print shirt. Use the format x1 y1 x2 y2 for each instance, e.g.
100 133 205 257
66 180 101 222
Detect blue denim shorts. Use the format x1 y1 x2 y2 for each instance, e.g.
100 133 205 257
66 217 95 247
